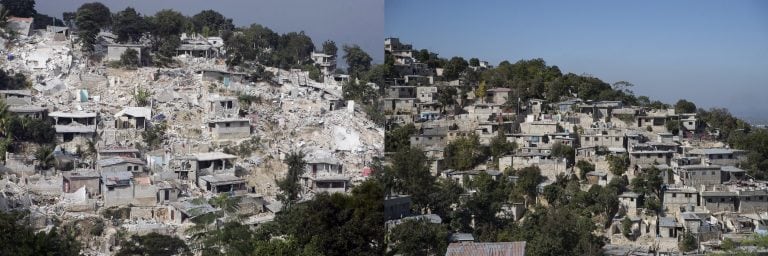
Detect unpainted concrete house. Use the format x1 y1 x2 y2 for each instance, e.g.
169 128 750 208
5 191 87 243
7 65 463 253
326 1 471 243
198 69 247 85
106 44 148 64
63 169 100 197
311 52 337 76
49 111 97 142
679 165 722 187
114 107 151 130
663 186 700 214
97 157 146 174
8 105 46 119
0 90 33 105
198 174 247 193
207 118 251 141
101 171 134 207
178 152 237 185
302 155 348 194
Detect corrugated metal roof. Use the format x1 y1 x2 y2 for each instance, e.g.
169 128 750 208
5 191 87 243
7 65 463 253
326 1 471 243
445 242 526 256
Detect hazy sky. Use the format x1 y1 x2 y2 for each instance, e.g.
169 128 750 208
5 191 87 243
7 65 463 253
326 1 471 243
386 0 768 123
37 0 384 63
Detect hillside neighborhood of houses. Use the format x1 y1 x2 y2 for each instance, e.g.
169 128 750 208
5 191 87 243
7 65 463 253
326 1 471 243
383 38 768 255
0 15 382 254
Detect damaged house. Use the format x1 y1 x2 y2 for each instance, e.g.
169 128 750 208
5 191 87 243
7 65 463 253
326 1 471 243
63 169 100 197
49 111 98 142
178 152 245 193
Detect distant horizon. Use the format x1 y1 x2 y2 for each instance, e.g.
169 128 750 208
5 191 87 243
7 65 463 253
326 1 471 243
386 0 768 123
36 0 384 63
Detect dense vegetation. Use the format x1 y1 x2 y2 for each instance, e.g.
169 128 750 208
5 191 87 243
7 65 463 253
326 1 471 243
0 211 81 256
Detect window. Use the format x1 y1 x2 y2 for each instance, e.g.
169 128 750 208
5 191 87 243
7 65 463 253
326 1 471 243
672 193 677 197
658 153 663 158
647 154 651 158
711 171 716 176
108 187 114 191
760 196 764 200
728 154 734 159
585 137 590 141
127 166 131 171
688 122 693 125
225 123 231 127
595 137 599 141
615 137 620 141
720 198 725 202
746 197 751 201
685 193 691 198
707 198 713 203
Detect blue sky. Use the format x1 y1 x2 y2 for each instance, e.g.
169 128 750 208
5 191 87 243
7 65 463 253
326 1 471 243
37 0 384 63
386 0 768 123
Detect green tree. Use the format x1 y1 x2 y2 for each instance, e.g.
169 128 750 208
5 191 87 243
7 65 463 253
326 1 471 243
674 99 697 114
149 9 186 38
444 133 485 171
678 231 698 252
475 81 487 103
385 123 416 153
551 142 575 167
142 122 167 149
342 79 375 103
621 217 633 239
276 151 306 206
576 160 595 180
630 166 663 196
515 166 544 199
489 132 515 168
388 219 449 256
436 86 457 114
191 9 233 36
1 0 36 18
157 35 181 58
383 146 435 207
113 7 147 43
117 232 191 256
469 57 480 67
443 57 468 81
665 120 680 135
343 44 372 78
607 154 630 176
75 2 111 53
275 182 384 256
120 48 140 68
34 145 54 171
0 211 81 255
322 40 337 56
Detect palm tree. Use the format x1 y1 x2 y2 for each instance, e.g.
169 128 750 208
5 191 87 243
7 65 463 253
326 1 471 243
209 193 241 220
0 100 10 137
276 151 306 208
34 146 55 172
0 5 9 28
